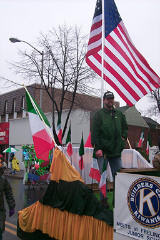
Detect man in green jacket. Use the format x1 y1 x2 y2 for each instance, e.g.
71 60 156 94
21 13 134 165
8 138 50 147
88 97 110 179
91 91 128 204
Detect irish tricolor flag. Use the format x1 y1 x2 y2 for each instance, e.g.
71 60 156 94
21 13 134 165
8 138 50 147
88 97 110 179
26 91 54 161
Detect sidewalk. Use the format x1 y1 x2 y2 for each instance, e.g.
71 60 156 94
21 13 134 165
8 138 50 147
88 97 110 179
4 168 24 179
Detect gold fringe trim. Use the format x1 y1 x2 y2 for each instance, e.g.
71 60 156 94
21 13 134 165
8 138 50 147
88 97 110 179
19 201 113 240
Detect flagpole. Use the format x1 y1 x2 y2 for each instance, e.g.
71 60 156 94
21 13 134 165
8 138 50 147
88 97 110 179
101 0 105 108
24 86 58 149
70 121 73 165
127 138 132 149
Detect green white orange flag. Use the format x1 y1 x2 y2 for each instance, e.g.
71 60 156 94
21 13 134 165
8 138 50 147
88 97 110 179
26 91 54 161
79 133 84 170
66 125 73 157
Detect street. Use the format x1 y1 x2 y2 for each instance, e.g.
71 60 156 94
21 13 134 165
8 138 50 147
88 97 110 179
3 177 48 240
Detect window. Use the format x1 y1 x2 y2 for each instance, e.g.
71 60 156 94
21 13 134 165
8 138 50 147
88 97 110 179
22 96 26 118
13 99 17 119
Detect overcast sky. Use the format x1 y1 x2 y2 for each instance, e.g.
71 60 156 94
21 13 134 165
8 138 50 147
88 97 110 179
0 0 160 111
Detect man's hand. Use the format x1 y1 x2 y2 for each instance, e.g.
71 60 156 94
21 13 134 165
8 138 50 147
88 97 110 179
95 150 103 158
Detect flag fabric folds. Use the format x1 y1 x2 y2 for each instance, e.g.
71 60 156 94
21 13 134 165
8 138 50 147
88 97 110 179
66 125 73 157
89 152 101 182
26 91 54 161
56 115 62 144
99 161 107 197
138 131 144 148
86 0 160 106
79 134 84 170
84 132 93 148
146 132 152 155
146 141 149 156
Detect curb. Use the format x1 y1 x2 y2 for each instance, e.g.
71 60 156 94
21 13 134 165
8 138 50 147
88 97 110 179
4 169 24 179
4 174 23 179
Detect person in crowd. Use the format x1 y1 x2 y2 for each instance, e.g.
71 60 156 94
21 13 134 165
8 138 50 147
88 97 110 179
0 156 7 171
9 153 15 174
0 160 15 240
12 156 20 175
0 155 7 169
91 91 128 207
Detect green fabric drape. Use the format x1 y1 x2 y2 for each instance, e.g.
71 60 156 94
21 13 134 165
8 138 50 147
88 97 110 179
40 180 113 226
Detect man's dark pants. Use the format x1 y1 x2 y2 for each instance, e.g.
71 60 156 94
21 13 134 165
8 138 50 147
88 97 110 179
97 156 122 200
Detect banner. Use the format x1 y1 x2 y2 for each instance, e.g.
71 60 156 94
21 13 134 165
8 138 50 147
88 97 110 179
0 122 9 144
114 172 160 240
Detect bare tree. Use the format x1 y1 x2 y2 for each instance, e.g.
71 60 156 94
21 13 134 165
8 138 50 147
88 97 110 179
139 89 160 122
10 26 97 144
152 88 160 112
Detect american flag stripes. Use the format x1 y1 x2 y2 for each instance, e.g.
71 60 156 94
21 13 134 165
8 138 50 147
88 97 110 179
86 0 160 106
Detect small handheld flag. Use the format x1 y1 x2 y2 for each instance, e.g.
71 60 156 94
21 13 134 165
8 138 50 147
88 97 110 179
66 125 73 157
56 114 62 145
79 133 84 170
138 131 144 148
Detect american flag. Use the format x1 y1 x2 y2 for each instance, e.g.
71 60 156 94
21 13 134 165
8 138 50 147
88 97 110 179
86 0 160 106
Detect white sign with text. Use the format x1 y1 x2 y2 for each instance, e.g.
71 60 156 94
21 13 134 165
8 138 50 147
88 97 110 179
114 172 160 240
